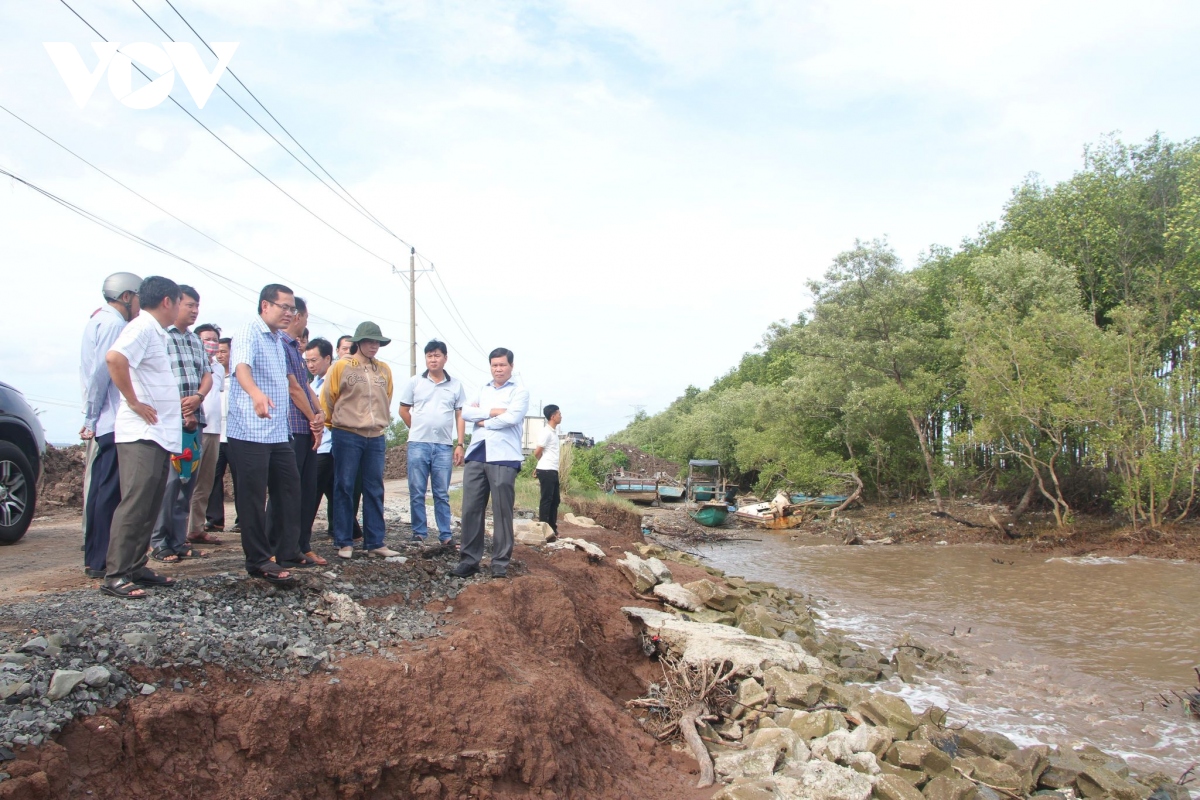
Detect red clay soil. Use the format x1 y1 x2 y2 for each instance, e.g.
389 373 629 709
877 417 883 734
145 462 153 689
1 524 718 800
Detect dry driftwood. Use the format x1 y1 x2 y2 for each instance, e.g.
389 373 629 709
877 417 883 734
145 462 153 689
679 702 714 787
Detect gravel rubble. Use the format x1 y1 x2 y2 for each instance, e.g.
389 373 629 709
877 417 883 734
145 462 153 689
0 538 483 752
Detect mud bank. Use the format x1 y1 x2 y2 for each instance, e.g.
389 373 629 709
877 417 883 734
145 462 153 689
0 523 710 800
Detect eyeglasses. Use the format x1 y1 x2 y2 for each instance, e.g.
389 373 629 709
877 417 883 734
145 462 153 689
267 300 298 314
303 357 324 365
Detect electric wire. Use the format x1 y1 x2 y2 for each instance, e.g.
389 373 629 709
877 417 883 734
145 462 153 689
58 0 398 269
141 0 494 357
0 104 409 328
159 0 405 243
57 0 494 368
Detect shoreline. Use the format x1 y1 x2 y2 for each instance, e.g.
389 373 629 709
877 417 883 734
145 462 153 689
0 506 1195 799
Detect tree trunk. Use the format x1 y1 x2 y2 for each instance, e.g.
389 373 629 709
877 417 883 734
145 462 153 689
907 410 944 512
1011 473 1039 520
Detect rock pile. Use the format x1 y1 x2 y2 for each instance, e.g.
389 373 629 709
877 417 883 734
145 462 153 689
0 546 468 752
614 544 1190 800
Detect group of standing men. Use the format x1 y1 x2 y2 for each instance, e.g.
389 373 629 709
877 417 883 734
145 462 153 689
80 273 555 596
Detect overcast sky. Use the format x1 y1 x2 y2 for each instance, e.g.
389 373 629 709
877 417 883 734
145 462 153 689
3 1 1199 444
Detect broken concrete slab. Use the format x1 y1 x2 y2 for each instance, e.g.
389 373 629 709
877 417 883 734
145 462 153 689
652 582 703 611
616 553 659 593
684 579 742 612
623 607 825 677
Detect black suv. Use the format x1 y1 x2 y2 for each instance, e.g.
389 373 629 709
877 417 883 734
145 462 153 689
0 381 46 544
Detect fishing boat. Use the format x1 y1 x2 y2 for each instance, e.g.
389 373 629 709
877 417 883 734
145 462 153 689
656 483 685 502
686 460 731 526
734 496 809 530
605 474 659 504
690 502 729 527
789 493 849 507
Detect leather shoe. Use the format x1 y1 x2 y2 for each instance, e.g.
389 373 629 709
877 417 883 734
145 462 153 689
490 567 508 579
450 562 479 578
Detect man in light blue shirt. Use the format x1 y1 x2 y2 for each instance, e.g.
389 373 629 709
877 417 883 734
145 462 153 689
80 271 141 578
225 283 305 584
399 340 465 545
452 348 529 578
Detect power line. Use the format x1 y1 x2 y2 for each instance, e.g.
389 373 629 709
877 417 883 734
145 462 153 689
141 0 495 357
58 0 399 269
0 103 409 329
128 0 399 243
159 0 408 246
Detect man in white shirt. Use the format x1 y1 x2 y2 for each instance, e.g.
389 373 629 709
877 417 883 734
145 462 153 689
533 404 563 537
187 323 225 545
452 348 529 578
399 340 465 545
79 271 141 578
101 276 184 598
204 337 237 532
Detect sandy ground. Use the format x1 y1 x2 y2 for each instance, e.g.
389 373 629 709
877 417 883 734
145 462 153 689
0 474 467 600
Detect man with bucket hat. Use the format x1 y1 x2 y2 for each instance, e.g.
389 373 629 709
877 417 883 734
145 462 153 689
319 321 400 559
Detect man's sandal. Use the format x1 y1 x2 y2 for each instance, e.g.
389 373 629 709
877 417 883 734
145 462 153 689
132 568 177 588
100 579 148 599
248 563 295 584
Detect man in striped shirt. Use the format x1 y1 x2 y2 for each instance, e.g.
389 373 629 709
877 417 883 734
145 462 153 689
226 284 306 584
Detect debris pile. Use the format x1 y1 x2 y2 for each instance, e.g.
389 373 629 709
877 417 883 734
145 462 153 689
612 545 1191 800
36 444 86 510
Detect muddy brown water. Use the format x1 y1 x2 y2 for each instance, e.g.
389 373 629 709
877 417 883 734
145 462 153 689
697 536 1200 779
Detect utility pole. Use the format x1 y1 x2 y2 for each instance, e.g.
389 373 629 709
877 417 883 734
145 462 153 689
409 246 416 377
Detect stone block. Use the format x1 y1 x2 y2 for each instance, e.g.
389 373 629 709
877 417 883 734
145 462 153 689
781 759 874 800
811 730 856 764
714 747 782 781
711 781 777 800
1003 745 1050 792
734 678 770 719
921 776 978 800
763 666 825 708
880 761 928 788
514 520 555 545
875 773 926 800
46 669 85 701
745 725 805 760
848 723 894 758
848 752 881 776
1077 766 1144 800
645 557 673 584
966 757 1022 791
886 741 952 778
787 709 847 741
616 552 659 592
1039 752 1088 790
858 694 918 740
684 579 742 612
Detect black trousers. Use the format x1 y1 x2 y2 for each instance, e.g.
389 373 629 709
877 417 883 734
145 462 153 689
227 438 302 572
267 433 316 554
205 442 238 528
83 432 121 572
537 469 560 532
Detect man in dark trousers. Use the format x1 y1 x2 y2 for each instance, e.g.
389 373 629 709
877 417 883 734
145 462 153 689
533 404 562 538
80 271 141 578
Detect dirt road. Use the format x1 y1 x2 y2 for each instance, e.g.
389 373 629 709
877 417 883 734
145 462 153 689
0 475 463 599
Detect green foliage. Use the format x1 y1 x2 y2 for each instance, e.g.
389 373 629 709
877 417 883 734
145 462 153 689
613 133 1200 525
385 418 408 449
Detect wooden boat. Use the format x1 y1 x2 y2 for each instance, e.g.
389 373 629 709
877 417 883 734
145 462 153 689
734 500 808 530
690 502 729 527
605 474 659 504
790 493 849 507
656 484 685 502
